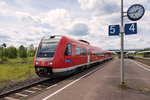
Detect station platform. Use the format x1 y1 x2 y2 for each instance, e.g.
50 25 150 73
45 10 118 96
28 58 150 100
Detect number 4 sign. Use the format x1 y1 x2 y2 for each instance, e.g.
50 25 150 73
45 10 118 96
125 23 137 35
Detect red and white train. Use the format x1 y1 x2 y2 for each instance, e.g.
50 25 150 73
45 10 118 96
34 35 112 77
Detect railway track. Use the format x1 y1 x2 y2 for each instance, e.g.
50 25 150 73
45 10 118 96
133 57 150 67
0 77 66 100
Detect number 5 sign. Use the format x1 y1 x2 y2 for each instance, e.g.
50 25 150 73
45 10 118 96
125 23 137 35
108 25 120 36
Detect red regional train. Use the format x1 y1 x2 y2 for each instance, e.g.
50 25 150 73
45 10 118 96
34 35 112 77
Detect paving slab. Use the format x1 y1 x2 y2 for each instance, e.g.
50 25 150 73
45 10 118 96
28 58 150 100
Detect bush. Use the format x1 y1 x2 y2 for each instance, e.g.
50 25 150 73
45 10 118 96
3 56 8 62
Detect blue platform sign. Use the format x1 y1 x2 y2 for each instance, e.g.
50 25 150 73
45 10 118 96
108 25 120 36
125 23 137 35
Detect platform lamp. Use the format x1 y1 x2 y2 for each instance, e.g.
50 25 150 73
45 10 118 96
0 43 6 64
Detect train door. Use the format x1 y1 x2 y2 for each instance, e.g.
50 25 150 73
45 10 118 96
87 47 90 65
64 43 72 69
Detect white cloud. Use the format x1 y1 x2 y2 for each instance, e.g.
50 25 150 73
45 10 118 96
77 0 149 14
15 12 41 24
77 0 150 49
0 0 150 50
77 0 120 15
0 1 7 7
124 0 148 6
68 23 89 36
138 11 150 30
42 8 71 27
124 35 150 49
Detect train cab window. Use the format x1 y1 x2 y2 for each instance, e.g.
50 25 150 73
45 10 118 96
76 47 81 55
37 40 59 58
82 48 86 55
64 44 72 56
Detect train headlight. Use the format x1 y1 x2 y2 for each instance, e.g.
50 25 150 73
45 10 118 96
47 62 52 65
35 61 40 65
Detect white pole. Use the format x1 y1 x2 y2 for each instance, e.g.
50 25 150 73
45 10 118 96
121 0 125 85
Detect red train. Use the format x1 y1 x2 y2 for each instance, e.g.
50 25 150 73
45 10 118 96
34 35 112 77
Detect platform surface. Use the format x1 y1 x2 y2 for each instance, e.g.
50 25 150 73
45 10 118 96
28 58 150 100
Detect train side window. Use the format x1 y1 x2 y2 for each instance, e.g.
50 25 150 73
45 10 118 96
82 48 86 55
64 43 72 56
76 47 80 55
93 50 95 55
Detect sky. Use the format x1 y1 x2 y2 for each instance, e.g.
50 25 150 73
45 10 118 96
0 0 150 50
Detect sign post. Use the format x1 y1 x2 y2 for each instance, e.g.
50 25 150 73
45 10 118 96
108 1 144 85
120 0 124 85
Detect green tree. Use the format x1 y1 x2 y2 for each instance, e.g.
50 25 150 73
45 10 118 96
0 48 1 61
144 47 150 51
27 44 36 57
4 48 8 57
19 45 27 58
7 46 17 58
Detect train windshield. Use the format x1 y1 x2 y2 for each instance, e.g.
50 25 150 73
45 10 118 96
37 40 59 58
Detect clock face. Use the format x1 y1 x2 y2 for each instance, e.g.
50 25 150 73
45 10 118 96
127 4 145 21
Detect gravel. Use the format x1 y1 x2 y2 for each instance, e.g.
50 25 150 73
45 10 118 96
134 57 150 67
0 75 47 96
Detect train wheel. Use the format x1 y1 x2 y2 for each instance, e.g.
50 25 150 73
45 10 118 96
76 67 82 73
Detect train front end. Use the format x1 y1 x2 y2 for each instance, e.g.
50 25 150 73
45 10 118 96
34 36 61 77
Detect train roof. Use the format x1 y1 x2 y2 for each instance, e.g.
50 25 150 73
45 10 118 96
42 35 109 52
79 40 90 44
62 36 103 50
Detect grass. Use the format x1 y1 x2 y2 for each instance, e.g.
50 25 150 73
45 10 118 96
117 83 128 89
135 84 150 92
112 54 118 57
135 55 143 57
0 57 36 86
5 57 34 64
